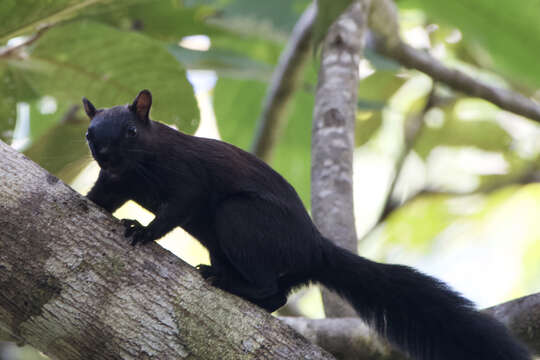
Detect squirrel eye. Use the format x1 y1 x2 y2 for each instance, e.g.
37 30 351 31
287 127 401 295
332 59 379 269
127 127 137 138
85 131 89 140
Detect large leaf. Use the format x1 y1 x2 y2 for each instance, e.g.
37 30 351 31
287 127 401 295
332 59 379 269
0 66 20 142
400 0 540 88
24 116 91 184
16 21 199 132
27 98 76 146
0 63 39 142
214 77 266 150
83 1 285 65
414 100 512 159
190 0 311 37
168 45 272 80
82 1 219 42
271 84 314 205
214 71 316 205
0 0 111 42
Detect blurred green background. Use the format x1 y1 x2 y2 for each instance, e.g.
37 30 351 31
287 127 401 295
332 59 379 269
1 0 539 358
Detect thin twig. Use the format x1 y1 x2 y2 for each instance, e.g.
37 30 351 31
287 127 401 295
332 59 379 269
251 3 316 160
0 24 51 59
369 0 540 124
0 0 103 43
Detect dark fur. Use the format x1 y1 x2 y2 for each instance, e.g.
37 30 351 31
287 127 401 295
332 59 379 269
84 90 530 360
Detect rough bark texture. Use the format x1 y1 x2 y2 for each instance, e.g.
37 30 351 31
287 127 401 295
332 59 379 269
0 140 335 360
311 0 370 317
251 2 316 161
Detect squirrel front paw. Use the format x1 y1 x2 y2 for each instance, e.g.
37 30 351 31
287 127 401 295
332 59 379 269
196 264 220 280
121 219 153 246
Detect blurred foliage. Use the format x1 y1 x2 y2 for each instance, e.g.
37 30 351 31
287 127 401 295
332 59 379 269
0 0 90 41
215 63 316 203
24 21 199 129
399 0 540 89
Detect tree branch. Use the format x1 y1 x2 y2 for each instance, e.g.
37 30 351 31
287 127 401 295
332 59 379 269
251 3 316 160
485 292 540 354
0 140 335 360
311 0 370 317
369 0 540 124
280 292 540 359
0 24 51 59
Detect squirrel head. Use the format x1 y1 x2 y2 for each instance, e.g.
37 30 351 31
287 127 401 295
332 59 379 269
83 90 152 176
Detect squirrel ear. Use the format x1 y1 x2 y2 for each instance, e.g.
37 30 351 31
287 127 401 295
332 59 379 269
129 89 152 121
82 97 97 119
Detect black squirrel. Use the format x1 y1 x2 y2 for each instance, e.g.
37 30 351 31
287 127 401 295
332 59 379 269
83 90 530 360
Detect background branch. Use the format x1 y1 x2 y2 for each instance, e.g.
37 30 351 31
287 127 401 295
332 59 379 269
0 24 51 59
251 3 316 160
311 0 370 317
369 0 540 124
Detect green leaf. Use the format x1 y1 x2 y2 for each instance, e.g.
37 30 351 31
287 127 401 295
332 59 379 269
271 84 314 205
358 70 407 107
84 0 285 65
28 97 74 144
214 75 315 205
168 45 272 80
0 0 109 42
214 77 266 150
0 66 20 141
414 100 512 158
24 114 91 184
19 21 199 132
190 0 311 37
356 112 383 146
355 70 406 146
400 0 540 88
82 1 219 42
0 63 39 142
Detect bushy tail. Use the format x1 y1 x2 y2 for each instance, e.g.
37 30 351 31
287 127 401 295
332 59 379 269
317 240 530 360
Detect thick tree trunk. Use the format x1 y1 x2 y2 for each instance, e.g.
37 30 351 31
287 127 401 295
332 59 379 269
0 140 335 360
311 0 370 317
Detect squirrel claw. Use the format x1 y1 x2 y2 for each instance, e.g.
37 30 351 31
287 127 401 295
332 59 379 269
121 219 148 245
196 264 221 283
